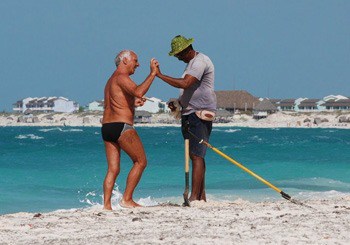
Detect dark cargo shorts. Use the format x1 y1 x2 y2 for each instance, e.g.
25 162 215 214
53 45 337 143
181 113 212 158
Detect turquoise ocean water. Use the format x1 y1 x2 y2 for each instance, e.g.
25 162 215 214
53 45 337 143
1 126 349 214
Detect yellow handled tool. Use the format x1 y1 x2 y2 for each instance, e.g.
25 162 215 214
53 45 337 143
187 129 313 208
206 141 290 200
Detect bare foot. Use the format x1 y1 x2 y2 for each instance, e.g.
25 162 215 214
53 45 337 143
103 207 113 211
103 204 113 211
120 198 142 208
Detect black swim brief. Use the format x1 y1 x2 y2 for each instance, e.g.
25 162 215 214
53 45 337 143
101 122 134 142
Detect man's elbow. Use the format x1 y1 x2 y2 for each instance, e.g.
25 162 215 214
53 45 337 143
181 76 197 89
134 91 144 98
182 82 191 89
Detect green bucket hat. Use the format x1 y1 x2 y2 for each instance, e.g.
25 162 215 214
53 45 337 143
168 35 194 56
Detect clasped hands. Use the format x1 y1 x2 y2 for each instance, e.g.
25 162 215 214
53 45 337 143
150 58 163 77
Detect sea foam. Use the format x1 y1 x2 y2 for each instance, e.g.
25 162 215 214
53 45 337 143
39 127 83 133
15 134 44 140
80 186 159 210
213 128 241 133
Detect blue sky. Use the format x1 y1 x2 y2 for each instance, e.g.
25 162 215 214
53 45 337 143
1 0 349 111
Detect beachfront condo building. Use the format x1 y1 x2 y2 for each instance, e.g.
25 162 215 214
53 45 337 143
13 97 79 113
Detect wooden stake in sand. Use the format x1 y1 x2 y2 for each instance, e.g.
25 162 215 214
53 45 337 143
183 138 190 207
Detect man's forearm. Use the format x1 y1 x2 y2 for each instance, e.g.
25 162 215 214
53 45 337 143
134 73 156 98
158 73 185 88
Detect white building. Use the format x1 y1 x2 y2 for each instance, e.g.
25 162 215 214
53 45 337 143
136 97 170 113
88 100 104 111
320 95 350 111
86 97 169 113
13 96 79 113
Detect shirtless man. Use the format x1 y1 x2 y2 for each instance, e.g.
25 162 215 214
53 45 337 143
102 50 158 209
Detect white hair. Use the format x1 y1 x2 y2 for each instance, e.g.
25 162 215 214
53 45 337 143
114 50 133 67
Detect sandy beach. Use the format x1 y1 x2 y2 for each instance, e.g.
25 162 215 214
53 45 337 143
1 111 350 129
1 196 349 244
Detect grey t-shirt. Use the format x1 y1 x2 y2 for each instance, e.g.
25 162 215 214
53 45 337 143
179 52 217 115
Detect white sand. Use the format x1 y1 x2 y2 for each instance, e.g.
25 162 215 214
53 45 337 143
1 196 349 244
1 111 350 129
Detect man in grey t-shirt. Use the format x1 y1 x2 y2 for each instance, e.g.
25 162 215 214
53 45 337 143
156 35 217 203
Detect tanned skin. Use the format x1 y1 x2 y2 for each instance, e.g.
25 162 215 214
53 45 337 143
102 51 158 209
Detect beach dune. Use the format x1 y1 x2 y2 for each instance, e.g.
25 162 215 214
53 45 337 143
1 196 349 244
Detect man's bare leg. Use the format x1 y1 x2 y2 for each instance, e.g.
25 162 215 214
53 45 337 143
103 141 121 210
189 155 206 201
199 158 206 201
118 129 147 208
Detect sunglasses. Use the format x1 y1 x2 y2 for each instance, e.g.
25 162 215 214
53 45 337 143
174 48 189 58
